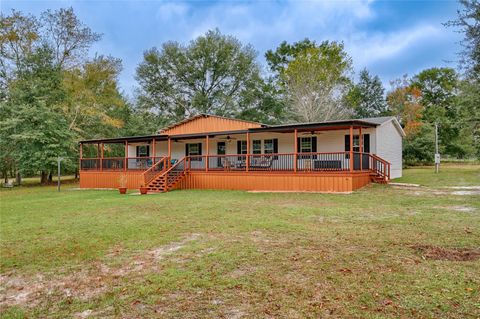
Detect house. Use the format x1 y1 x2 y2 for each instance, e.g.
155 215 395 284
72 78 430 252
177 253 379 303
79 114 404 193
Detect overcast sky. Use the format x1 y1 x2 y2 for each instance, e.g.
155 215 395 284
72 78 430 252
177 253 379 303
3 0 462 96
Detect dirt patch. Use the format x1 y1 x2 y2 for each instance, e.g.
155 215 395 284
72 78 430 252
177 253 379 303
443 206 477 213
390 182 421 187
451 190 480 195
411 244 480 261
0 234 201 309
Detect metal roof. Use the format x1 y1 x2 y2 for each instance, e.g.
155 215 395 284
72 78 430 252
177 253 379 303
79 116 402 143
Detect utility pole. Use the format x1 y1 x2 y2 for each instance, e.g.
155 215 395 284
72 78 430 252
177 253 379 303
434 123 440 173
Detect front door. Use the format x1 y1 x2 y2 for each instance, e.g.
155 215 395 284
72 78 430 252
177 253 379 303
217 142 226 167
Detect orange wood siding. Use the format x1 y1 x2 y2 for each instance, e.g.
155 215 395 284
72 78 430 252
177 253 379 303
80 171 144 189
177 172 372 192
161 115 262 135
80 171 371 192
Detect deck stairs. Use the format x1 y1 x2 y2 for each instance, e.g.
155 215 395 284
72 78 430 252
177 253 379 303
368 154 390 184
144 157 188 193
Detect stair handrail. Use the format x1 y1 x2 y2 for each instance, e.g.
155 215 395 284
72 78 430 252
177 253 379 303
142 156 168 185
368 154 390 181
161 156 188 189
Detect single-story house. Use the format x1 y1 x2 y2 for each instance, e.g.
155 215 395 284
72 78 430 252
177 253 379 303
79 114 404 193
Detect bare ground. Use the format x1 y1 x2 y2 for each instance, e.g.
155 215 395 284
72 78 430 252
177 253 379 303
0 234 201 309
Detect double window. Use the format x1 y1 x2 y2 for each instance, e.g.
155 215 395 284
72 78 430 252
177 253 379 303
238 139 278 155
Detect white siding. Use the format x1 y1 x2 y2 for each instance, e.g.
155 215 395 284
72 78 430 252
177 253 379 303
375 120 403 179
126 125 402 177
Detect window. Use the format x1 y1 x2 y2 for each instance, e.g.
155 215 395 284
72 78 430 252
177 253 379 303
353 135 360 152
237 140 247 160
136 145 149 157
264 139 274 154
237 140 247 154
186 143 202 161
300 137 313 153
252 140 261 154
344 134 370 159
297 136 317 159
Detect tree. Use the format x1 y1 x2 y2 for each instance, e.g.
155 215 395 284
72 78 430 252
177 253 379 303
446 0 480 158
62 55 128 139
265 38 317 76
1 8 125 180
410 68 470 157
279 42 353 122
347 68 388 118
403 124 435 165
0 10 40 100
40 7 101 68
136 29 270 122
386 76 423 137
0 46 74 183
445 0 480 80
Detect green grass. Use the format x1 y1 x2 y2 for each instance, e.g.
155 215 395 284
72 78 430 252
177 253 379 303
1 165 479 318
395 164 480 187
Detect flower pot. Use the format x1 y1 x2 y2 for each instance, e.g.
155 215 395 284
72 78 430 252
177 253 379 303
139 187 148 195
118 187 127 194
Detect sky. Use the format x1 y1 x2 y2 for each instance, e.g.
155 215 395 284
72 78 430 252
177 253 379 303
2 0 463 96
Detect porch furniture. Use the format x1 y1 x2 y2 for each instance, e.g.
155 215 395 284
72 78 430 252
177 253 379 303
314 160 342 169
304 159 312 171
221 158 234 171
249 156 274 169
2 180 14 188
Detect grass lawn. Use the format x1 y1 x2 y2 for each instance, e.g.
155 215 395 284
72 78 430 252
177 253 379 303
1 165 479 318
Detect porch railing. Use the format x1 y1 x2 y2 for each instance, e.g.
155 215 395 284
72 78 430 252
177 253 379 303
81 152 390 180
196 153 351 172
80 156 165 171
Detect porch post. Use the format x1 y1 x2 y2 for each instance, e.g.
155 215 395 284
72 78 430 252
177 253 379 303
349 126 353 172
246 132 250 172
205 135 209 172
152 138 156 164
167 138 171 158
124 141 128 172
100 143 104 171
294 129 298 172
359 127 363 171
79 143 83 172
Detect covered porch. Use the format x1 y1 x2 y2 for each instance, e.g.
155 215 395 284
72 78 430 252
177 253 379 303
79 121 390 191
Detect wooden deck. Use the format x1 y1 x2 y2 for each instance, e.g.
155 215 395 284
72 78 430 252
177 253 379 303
79 152 389 192
79 170 372 192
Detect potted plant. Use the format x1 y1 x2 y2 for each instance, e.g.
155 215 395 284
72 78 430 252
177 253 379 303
118 174 127 194
139 183 148 195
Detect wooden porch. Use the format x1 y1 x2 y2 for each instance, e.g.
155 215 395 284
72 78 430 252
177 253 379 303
79 151 390 192
79 122 391 193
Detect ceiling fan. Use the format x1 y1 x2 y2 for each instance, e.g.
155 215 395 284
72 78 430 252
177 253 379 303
300 131 324 136
216 135 237 143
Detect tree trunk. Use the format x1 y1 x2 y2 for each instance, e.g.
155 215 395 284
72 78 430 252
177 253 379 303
75 168 79 180
48 171 53 184
16 171 21 185
2 170 8 184
40 171 48 184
